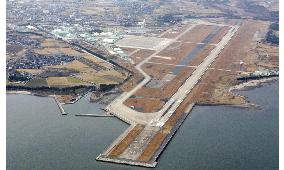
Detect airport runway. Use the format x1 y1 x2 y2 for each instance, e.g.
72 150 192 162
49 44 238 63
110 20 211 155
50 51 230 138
106 21 239 125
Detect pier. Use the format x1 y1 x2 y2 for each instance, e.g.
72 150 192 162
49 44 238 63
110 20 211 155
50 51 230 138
53 96 67 115
75 114 114 117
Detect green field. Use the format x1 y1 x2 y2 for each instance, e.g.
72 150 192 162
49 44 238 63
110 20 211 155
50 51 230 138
67 77 85 84
25 78 48 87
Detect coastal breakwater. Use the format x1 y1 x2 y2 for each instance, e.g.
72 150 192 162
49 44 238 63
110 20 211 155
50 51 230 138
6 84 95 92
53 95 67 115
75 114 114 117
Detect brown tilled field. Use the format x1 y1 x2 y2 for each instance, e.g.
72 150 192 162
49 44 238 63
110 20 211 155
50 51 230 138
41 39 68 48
82 54 112 69
47 77 71 87
48 60 90 72
16 69 43 75
177 25 216 43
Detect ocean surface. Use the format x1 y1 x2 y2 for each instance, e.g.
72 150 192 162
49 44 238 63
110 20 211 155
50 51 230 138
7 81 278 170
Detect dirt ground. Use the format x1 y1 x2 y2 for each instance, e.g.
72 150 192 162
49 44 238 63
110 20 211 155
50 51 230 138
118 60 144 92
16 68 43 75
177 25 216 43
120 47 138 55
131 49 155 64
55 94 77 103
124 67 195 112
41 39 68 48
108 125 145 157
253 43 279 69
47 77 71 87
160 24 191 39
188 20 271 105
187 44 215 66
48 60 90 72
209 26 230 44
124 98 165 113
141 63 174 80
137 130 168 162
155 42 196 65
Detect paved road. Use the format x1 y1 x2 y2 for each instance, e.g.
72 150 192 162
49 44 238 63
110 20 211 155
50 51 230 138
107 21 239 125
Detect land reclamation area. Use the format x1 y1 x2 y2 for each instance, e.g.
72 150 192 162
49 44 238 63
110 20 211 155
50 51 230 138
96 18 278 167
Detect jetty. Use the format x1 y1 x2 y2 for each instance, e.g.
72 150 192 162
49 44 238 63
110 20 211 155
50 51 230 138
75 114 114 117
53 96 67 115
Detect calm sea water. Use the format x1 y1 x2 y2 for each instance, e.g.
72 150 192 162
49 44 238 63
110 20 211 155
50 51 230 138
7 81 278 170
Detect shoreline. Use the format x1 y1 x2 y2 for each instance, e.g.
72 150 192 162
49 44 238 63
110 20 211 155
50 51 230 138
229 77 278 92
196 77 278 109
6 90 32 95
7 80 275 112
196 102 261 109
6 77 278 109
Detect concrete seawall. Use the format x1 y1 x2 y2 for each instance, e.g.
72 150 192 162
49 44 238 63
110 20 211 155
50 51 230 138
75 114 114 117
96 103 195 168
53 96 67 115
150 103 195 164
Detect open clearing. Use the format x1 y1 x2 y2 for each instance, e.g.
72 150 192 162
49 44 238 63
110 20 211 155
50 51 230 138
177 25 218 43
116 35 172 51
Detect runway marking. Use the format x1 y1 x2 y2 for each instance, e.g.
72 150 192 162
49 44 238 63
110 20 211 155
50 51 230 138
128 49 140 56
176 40 217 46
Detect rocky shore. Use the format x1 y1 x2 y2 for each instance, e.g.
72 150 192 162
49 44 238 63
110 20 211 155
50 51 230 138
229 77 278 92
